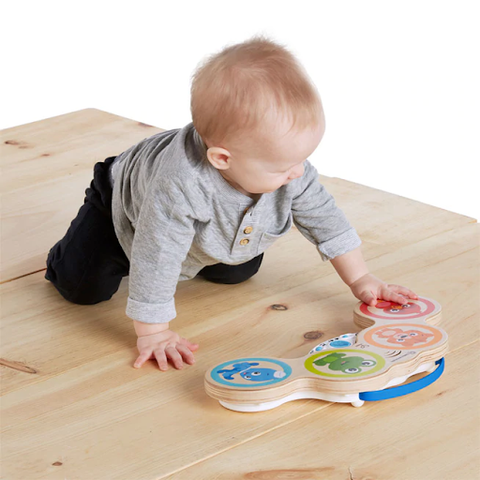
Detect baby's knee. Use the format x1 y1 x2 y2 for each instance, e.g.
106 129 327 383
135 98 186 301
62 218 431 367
45 272 112 305
45 260 116 305
45 241 120 305
200 253 264 285
61 286 113 305
218 265 261 285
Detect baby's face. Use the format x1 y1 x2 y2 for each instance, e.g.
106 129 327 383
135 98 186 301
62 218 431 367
207 114 325 197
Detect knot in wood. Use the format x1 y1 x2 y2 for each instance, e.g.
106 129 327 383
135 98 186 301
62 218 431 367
304 331 324 340
270 304 288 311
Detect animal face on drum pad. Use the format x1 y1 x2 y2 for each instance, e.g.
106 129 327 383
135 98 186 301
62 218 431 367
313 352 377 374
375 300 422 315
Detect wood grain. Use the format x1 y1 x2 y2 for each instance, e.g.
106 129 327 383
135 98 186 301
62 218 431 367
1 109 478 479
0 108 163 282
170 341 480 480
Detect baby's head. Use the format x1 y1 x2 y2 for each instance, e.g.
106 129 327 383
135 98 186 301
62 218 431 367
190 35 325 196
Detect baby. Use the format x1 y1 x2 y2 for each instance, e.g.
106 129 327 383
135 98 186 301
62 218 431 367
45 35 417 372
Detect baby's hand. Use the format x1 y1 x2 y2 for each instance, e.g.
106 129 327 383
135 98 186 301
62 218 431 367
349 273 418 307
134 328 199 371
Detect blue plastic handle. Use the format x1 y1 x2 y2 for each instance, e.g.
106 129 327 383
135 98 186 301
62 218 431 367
359 358 445 402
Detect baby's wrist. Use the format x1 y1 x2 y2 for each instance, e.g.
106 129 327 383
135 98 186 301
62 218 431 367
347 271 371 288
133 320 170 337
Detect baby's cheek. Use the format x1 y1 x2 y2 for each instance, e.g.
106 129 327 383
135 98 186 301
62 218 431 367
270 180 284 191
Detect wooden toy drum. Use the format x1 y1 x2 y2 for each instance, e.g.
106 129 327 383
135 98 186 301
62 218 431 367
204 296 447 412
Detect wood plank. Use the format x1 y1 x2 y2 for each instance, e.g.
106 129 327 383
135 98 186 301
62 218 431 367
1 222 477 394
0 320 332 480
0 108 163 282
1 109 478 479
0 108 161 194
0 108 476 282
320 176 477 262
169 341 480 480
1 223 478 479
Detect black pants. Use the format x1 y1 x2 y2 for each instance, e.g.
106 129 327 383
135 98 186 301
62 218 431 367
44 156 264 305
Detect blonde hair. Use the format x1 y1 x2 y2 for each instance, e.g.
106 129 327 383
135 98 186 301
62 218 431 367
190 34 323 150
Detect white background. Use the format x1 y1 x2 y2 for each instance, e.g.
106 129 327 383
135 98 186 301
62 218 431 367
2 0 479 219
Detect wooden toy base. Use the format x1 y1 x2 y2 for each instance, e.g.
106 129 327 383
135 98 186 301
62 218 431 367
205 297 447 412
217 360 439 412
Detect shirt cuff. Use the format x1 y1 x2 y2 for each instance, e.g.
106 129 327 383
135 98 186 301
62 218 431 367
126 297 177 324
317 228 362 261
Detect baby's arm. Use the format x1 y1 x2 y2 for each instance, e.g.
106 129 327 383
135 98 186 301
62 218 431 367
330 246 418 306
126 179 200 371
291 160 362 262
290 161 417 305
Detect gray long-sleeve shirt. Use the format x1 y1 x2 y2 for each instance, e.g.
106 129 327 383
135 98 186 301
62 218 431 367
109 121 361 324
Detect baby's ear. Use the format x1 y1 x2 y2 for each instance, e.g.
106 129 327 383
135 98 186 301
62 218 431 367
206 147 231 170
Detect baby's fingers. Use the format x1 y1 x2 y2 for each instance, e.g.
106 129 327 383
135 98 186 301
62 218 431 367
166 345 185 370
180 337 200 352
359 290 377 306
154 347 170 371
380 286 409 305
388 284 418 300
133 350 153 369
177 344 196 366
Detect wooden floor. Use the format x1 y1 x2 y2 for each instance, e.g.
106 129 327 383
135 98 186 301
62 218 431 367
1 109 479 480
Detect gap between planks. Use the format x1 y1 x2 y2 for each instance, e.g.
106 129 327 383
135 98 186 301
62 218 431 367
0 267 47 285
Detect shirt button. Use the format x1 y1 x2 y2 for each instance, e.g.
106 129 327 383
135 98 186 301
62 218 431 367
239 238 250 246
243 226 253 234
